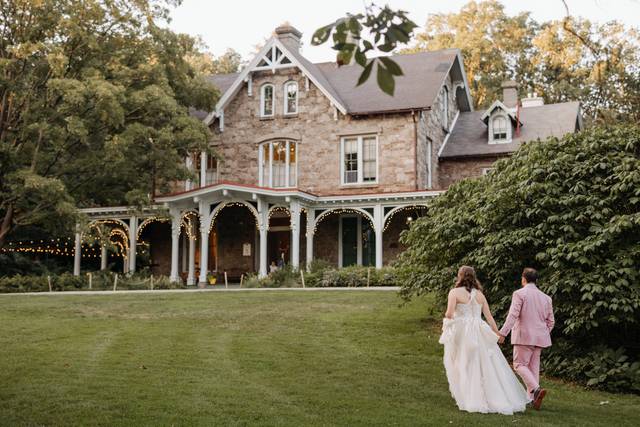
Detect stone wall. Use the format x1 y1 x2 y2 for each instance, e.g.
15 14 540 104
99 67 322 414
209 68 418 196
438 157 501 189
214 206 258 278
313 213 339 266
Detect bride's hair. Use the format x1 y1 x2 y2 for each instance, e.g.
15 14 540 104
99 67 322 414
455 266 483 292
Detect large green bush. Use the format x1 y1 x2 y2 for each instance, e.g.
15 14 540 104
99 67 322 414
396 125 640 393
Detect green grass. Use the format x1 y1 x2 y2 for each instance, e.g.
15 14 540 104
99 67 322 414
0 291 638 426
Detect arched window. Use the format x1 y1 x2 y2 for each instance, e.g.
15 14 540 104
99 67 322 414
492 115 508 141
284 81 298 115
441 86 449 130
260 84 274 117
259 140 297 188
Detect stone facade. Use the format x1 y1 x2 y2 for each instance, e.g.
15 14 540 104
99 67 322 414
438 157 501 189
210 68 419 196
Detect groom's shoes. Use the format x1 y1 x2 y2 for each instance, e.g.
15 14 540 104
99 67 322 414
532 387 547 410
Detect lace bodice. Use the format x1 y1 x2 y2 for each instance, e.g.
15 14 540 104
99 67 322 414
454 289 482 319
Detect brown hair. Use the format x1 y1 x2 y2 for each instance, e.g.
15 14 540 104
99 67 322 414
455 266 483 292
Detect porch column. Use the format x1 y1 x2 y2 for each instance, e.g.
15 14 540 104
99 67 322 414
128 215 137 273
198 201 210 286
187 222 196 286
73 226 81 276
374 204 384 269
169 212 181 283
305 208 315 270
200 151 207 187
258 198 268 277
100 244 107 270
290 200 301 269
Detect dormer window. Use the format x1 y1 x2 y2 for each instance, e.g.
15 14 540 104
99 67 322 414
284 81 298 115
260 84 274 117
492 116 508 141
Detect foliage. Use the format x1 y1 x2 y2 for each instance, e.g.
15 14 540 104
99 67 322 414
0 0 219 247
403 0 640 123
185 46 243 75
395 125 640 392
312 3 417 95
0 271 182 293
314 265 397 288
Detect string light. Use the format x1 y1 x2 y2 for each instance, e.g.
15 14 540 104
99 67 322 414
209 202 260 232
137 216 170 238
382 205 428 232
311 208 376 236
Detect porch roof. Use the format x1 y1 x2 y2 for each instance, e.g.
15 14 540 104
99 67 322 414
153 181 444 205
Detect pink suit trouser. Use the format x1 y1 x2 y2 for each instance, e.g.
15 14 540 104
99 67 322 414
513 344 542 399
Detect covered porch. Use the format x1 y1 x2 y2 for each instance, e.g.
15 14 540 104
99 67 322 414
76 183 442 285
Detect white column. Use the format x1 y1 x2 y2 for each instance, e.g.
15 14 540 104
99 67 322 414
290 200 300 269
187 222 196 286
258 198 268 277
305 209 315 271
185 155 193 191
169 213 181 283
100 244 107 270
198 201 210 286
73 227 81 276
181 233 187 273
374 204 384 269
200 151 207 187
128 215 137 274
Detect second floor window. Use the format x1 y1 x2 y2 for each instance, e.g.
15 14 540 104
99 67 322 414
284 81 298 115
259 140 297 188
441 86 449 130
341 135 378 185
260 84 274 117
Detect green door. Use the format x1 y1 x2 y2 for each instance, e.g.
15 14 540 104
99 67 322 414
341 217 358 267
362 219 376 267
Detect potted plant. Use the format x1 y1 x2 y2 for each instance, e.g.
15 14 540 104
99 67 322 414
207 272 217 285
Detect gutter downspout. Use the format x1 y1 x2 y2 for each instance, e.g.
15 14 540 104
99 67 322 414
412 110 418 190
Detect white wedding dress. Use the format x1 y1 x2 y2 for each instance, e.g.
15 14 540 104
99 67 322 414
439 289 529 415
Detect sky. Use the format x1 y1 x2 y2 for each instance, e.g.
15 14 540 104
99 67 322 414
168 0 640 63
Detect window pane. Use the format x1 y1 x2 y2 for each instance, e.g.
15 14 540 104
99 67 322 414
272 141 286 187
289 142 297 186
343 138 358 184
286 82 297 114
493 116 507 140
362 137 376 182
262 85 273 116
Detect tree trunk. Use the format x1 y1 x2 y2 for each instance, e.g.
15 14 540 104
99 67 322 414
0 204 14 249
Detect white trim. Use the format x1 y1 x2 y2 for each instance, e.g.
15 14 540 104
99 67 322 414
441 86 449 130
438 110 460 158
283 80 298 115
427 138 433 189
260 83 275 118
480 100 517 123
205 37 347 126
340 135 378 186
259 140 298 189
488 113 512 144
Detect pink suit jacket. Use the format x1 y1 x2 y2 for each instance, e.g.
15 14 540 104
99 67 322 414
499 283 555 348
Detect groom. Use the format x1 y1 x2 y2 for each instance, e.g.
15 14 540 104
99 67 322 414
498 268 555 410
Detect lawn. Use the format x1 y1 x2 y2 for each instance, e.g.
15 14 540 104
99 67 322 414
0 291 638 426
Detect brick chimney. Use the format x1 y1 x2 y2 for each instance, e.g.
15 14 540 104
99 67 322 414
501 80 518 108
275 24 302 52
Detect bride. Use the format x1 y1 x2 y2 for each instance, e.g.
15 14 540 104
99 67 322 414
439 266 529 415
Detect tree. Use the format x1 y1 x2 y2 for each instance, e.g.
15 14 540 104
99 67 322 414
404 0 640 122
0 0 219 248
395 125 640 392
186 46 243 75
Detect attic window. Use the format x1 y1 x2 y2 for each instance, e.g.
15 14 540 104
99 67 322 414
260 84 274 117
284 81 298 115
492 116 508 141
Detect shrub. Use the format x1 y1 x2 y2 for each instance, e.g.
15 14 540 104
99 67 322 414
395 125 640 393
312 265 397 287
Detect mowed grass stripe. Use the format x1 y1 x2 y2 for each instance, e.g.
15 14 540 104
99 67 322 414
0 292 638 426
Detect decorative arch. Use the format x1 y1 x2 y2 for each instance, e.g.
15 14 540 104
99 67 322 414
109 228 130 258
383 205 428 233
312 207 376 236
207 200 261 232
84 219 130 239
136 217 170 239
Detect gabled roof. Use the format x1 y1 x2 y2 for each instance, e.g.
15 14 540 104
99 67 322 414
195 37 473 122
439 101 582 159
480 100 520 125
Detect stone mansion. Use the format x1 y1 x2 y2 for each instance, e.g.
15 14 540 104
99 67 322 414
77 25 582 285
